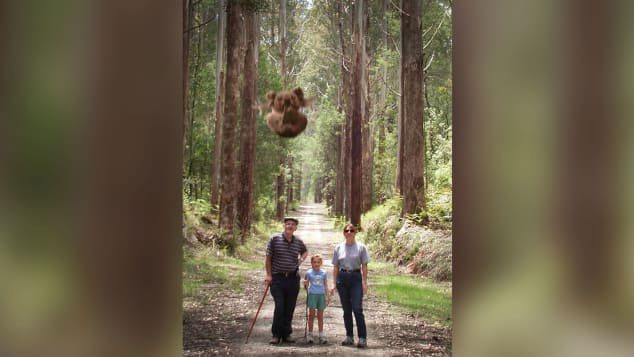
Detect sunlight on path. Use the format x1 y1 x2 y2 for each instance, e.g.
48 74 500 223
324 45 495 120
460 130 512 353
294 203 337 272
239 203 403 356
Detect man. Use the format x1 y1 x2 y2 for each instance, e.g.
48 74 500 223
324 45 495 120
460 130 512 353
265 217 308 344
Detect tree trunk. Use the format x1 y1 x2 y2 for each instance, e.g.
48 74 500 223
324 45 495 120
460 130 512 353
182 0 193 156
377 0 388 204
350 0 363 226
275 0 288 219
334 86 345 216
287 158 293 211
315 177 322 203
84 0 182 353
400 0 425 216
237 11 258 244
396 1 404 195
276 170 285 220
295 170 303 204
360 0 372 213
559 0 616 304
335 0 352 220
210 0 226 209
186 18 205 198
280 0 288 87
331 3 346 217
218 0 244 248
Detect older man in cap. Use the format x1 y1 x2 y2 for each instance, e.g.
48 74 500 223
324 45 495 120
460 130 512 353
265 217 308 344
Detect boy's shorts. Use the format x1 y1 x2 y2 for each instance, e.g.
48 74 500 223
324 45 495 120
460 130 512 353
307 293 326 310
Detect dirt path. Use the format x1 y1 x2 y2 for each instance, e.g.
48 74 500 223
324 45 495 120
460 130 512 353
183 203 451 356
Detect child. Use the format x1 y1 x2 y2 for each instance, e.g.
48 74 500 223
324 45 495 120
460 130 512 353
303 254 330 344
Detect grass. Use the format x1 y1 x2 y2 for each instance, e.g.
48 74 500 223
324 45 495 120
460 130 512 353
182 218 278 302
371 261 452 328
183 246 261 301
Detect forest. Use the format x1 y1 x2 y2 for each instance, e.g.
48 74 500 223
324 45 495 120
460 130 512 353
182 0 452 245
182 1 452 354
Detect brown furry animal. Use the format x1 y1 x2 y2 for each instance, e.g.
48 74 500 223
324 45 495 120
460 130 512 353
262 88 313 138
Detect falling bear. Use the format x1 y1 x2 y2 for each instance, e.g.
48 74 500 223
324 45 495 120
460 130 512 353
262 87 313 138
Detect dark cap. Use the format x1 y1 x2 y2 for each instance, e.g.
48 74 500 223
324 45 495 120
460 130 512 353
283 217 299 224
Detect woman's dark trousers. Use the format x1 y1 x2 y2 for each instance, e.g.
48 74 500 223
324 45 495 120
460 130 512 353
336 271 367 338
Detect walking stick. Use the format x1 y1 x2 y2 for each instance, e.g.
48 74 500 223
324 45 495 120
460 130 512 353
245 282 270 343
304 286 308 340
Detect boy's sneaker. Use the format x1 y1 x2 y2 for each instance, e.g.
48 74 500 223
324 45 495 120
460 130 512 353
357 338 367 348
341 336 354 346
319 336 327 344
307 334 313 343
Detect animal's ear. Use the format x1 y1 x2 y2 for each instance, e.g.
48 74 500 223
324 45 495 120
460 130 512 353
292 87 313 107
292 87 304 102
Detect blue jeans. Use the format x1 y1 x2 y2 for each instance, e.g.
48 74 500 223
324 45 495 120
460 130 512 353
336 271 366 338
270 273 300 338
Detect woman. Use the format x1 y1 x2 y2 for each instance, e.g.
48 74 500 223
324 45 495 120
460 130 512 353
329 223 370 348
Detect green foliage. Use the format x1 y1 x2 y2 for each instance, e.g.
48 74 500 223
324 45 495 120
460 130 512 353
257 51 282 96
184 198 213 220
183 0 453 245
239 0 270 14
299 102 344 206
182 245 261 301
373 274 452 327
362 197 403 257
332 215 349 231
362 197 451 282
363 196 403 223
409 234 452 282
183 198 215 236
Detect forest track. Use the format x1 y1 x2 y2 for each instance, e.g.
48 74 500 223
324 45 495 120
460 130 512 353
183 203 451 356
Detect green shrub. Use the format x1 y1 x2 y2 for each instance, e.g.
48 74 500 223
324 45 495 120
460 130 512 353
362 198 452 282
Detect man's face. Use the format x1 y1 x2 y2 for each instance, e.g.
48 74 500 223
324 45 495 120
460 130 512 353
284 220 298 235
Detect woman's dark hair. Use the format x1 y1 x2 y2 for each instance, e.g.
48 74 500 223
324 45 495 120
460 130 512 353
343 223 357 233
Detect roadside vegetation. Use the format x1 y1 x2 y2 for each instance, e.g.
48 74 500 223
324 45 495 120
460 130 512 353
182 199 275 303
184 197 452 328
355 197 452 328
369 261 451 327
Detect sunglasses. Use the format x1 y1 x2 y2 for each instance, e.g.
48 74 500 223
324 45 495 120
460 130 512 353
344 229 355 233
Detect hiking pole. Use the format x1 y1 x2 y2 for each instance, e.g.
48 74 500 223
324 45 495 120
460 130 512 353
304 286 308 340
245 282 270 343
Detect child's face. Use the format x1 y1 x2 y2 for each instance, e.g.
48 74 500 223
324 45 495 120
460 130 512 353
311 259 322 270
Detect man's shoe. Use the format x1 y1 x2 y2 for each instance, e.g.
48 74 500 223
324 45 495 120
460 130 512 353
341 336 354 346
269 337 281 345
282 335 296 343
307 334 313 343
357 338 367 348
319 336 327 344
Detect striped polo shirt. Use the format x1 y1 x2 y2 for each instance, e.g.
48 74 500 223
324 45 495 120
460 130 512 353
266 233 307 274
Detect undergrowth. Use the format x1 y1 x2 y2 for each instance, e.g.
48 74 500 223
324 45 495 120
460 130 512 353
362 196 452 282
369 261 452 327
183 198 282 304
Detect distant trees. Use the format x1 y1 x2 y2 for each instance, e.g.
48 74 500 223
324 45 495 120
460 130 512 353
182 0 452 250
